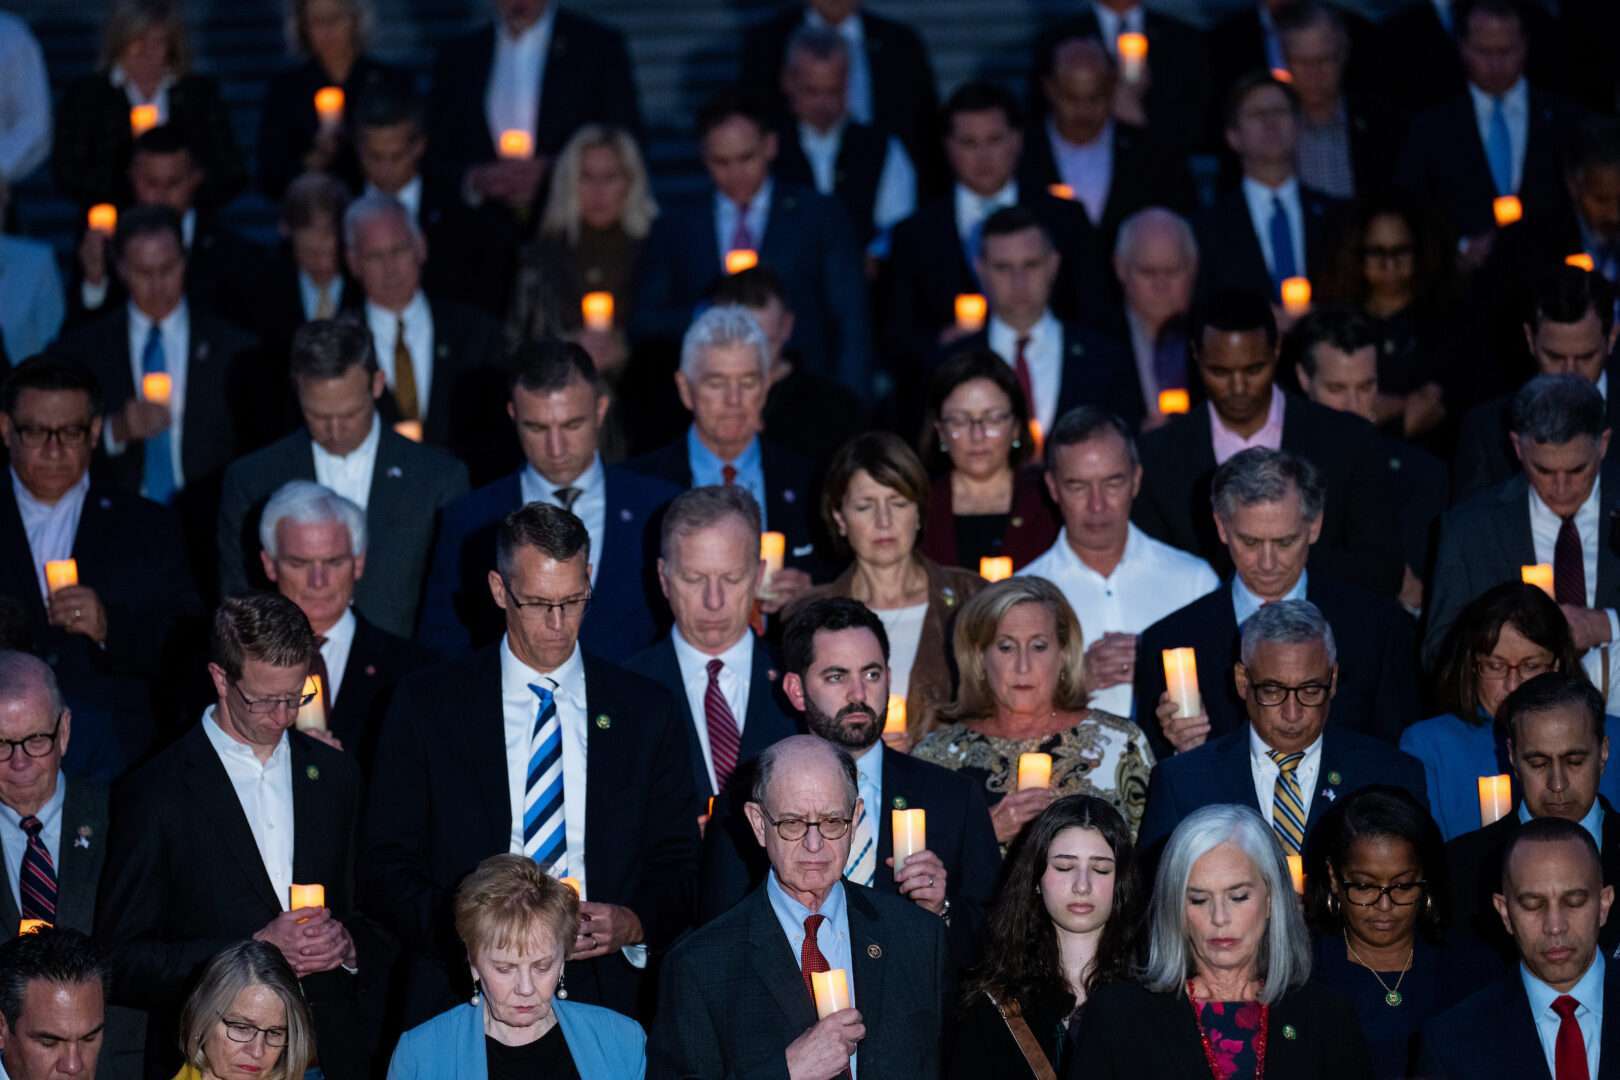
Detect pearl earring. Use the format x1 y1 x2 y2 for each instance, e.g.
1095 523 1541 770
470 978 482 1006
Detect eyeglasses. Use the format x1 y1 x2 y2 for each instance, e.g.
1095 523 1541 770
938 410 1013 440
10 423 92 448
1340 880 1427 907
1249 681 1332 707
231 681 317 715
218 1015 288 1048
0 714 63 762
501 579 592 620
755 806 853 842
1476 656 1555 682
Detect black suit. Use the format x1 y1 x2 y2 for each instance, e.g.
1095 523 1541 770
1376 432 1450 588
326 614 436 773
1133 574 1420 761
1131 393 1404 596
1420 959 1620 1079
1207 2 1381 131
361 647 699 1025
1 778 106 935
1016 120 1195 250
1381 0 1567 115
648 882 948 1080
249 251 362 403
1193 183 1351 302
98 724 375 1080
1453 378 1620 500
774 119 892 248
947 320 1146 432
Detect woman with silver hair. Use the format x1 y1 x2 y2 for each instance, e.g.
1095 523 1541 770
1068 804 1373 1078
172 940 316 1080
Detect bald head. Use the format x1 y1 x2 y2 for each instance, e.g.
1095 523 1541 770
0 653 59 718
752 734 857 810
1044 38 1115 146
1114 207 1198 329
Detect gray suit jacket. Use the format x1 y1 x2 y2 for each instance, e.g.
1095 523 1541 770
216 422 469 637
0 775 107 933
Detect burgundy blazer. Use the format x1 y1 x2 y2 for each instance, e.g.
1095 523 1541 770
919 466 1060 572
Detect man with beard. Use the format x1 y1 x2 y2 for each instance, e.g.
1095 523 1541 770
697 596 1000 967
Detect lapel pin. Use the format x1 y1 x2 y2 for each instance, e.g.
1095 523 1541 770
1282 1024 1297 1040
942 587 956 608
74 825 92 849
1010 516 1024 528
386 466 403 478
595 714 612 730
196 342 210 361
365 664 377 677
783 489 797 504
436 344 448 358
620 508 633 522
1321 788 1336 802
1327 771 1342 786
867 944 882 959
891 796 907 810
306 765 320 781
767 668 778 682
99 497 112 509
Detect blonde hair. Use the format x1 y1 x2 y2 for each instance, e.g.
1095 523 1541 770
540 126 659 244
943 577 1089 723
284 0 374 56
455 854 580 960
99 0 191 77
177 942 314 1080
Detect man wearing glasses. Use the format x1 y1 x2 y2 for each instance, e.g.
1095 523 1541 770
97 594 377 1080
365 502 698 1029
1138 599 1426 861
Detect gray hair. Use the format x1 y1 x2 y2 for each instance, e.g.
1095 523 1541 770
1114 206 1198 267
0 651 62 718
1140 804 1312 1004
1511 373 1607 445
178 941 314 1080
260 481 367 558
660 485 763 562
1045 406 1139 472
751 735 859 813
785 25 850 69
1240 598 1338 668
680 305 772 380
342 192 419 252
1211 448 1325 523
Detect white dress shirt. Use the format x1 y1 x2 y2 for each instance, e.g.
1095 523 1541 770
987 311 1062 434
12 469 87 601
312 412 379 512
714 178 774 265
365 175 422 224
1047 119 1114 225
954 180 1019 254
1469 77 1529 195
485 7 555 148
319 608 358 705
1020 525 1219 718
520 452 606 587
874 603 929 702
0 770 64 917
109 301 190 489
1249 727 1323 822
202 707 295 910
365 293 434 419
796 121 918 240
298 272 346 322
1524 953 1604 1079
109 64 173 124
1528 480 1620 700
1241 176 1306 282
805 9 872 126
670 628 754 794
0 13 51 181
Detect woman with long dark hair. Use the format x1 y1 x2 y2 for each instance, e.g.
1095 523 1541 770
946 796 1139 1079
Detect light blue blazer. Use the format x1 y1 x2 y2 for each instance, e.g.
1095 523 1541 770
387 999 646 1079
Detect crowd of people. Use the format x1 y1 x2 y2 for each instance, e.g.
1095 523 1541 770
3 0 1620 1076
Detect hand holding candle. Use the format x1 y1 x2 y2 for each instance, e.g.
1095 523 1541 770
954 293 988 332
17 919 49 936
1117 32 1149 82
1478 774 1512 826
581 291 614 331
1521 564 1554 597
45 560 78 595
725 248 759 274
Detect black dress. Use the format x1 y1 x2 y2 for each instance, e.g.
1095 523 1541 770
485 1025 580 1080
1310 934 1471 1079
946 985 1077 1079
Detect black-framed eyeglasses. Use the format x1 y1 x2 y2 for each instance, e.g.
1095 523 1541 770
501 578 592 620
11 423 92 448
1340 880 1428 907
218 1014 288 1048
755 806 853 842
1249 681 1332 707
231 681 316 715
0 713 63 762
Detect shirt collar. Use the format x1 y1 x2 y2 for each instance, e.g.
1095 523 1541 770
1232 567 1309 624
767 867 848 923
500 635 587 708
800 117 848 146
314 410 378 464
1048 116 1113 153
687 424 762 471
805 8 864 43
367 290 428 323
201 705 290 767
0 770 65 830
1249 726 1323 766
320 606 358 651
1528 475 1601 525
1056 522 1141 580
988 310 1058 352
1522 952 1606 1020
1242 174 1300 203
128 297 187 336
1469 77 1528 113
716 177 773 217
1516 798 1605 849
955 180 1018 218
525 450 603 497
853 738 884 795
11 468 88 514
108 65 175 102
672 624 754 673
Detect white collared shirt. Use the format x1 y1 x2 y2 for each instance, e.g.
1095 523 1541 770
12 469 87 601
312 412 379 512
0 770 64 917
713 178 774 266
1469 78 1529 194
796 121 917 241
804 8 871 125
670 628 754 794
987 310 1062 434
1249 727 1323 822
1241 176 1305 281
113 300 189 489
1524 953 1604 1079
298 272 344 322
1048 118 1114 225
485 7 555 149
109 64 173 121
1528 479 1620 698
202 707 294 910
319 608 358 705
520 453 606 587
1020 525 1219 717
365 176 422 224
499 636 590 879
954 180 1019 253
1093 3 1145 53
365 293 433 419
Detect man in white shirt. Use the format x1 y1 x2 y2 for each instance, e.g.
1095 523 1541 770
0 928 108 1080
1112 208 1197 429
1021 407 1217 720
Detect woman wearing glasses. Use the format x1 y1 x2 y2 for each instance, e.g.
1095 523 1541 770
171 940 315 1080
1303 786 1467 1080
917 350 1059 574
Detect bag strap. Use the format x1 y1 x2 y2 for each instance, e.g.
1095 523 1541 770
984 989 1059 1080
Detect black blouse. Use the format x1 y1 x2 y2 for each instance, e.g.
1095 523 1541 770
485 1023 579 1080
947 986 1077 1080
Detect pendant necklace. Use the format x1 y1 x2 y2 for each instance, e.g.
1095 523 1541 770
1344 929 1412 1007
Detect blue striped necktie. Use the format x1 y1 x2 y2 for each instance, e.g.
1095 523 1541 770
141 323 176 504
17 816 56 921
844 798 876 886
523 682 567 876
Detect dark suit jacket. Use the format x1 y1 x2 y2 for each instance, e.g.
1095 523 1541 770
1016 119 1196 249
416 463 677 660
1207 2 1381 129
774 119 891 248
649 882 948 1080
631 182 871 391
249 251 362 405
255 56 411 199
1131 393 1404 596
328 614 436 774
1193 183 1352 302
215 423 470 638
0 777 106 934
1381 0 1567 117
98 725 374 1080
1137 723 1428 857
1424 469 1620 666
622 633 799 801
1453 377 1620 500
946 320 1147 431
918 465 1061 574
698 744 1001 971
1133 574 1420 761
1376 432 1450 584
1420 959 1620 1079
1069 979 1374 1080
361 647 699 1024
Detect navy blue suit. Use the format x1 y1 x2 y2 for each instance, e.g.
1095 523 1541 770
1137 724 1427 857
1420 961 1620 1079
630 183 872 392
415 464 678 661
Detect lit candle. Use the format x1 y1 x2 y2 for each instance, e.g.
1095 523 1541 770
497 129 534 160
1521 564 1554 597
1158 388 1190 415
954 293 988 332
129 104 159 136
892 808 927 866
314 86 345 131
759 531 785 579
1286 854 1305 895
884 695 907 736
1047 183 1076 201
706 796 715 818
1162 647 1202 719
1567 253 1596 272
393 419 423 443
581 291 614 331
1493 195 1523 228
87 203 118 236
1028 419 1045 457
1280 276 1312 317
44 560 78 595
288 883 325 911
1478 774 1513 827
17 919 48 936
1271 67 1293 84
1117 32 1149 82
1017 752 1053 790
979 556 1013 582
141 372 172 406
725 248 759 274
560 876 583 898
810 968 851 1018
296 674 326 732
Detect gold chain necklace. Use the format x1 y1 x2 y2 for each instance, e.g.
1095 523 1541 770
1344 929 1413 1007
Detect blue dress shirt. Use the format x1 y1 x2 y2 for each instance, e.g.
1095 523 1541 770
1522 953 1604 1080
687 426 768 529
0 771 64 916
1517 798 1605 852
1231 570 1308 627
765 872 858 1078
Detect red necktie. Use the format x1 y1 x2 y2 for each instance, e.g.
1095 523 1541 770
704 659 742 794
800 913 829 999
722 463 738 486
1555 516 1586 607
1013 336 1035 418
730 202 754 251
17 816 56 921
1553 995 1589 1080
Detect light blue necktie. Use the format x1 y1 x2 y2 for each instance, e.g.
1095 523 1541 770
843 797 876 886
140 324 175 504
523 682 567 876
1268 195 1299 298
1487 97 1514 197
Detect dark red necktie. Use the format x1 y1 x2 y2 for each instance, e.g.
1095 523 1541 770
704 659 741 794
730 202 754 251
722 463 737 486
18 816 56 921
1555 515 1586 607
800 913 829 999
1013 336 1035 418
1553 994 1589 1080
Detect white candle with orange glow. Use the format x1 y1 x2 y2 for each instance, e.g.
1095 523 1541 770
979 556 1013 582
1493 195 1523 227
811 969 851 1018
1162 648 1202 719
725 248 759 274
1158 388 1190 415
1281 277 1312 316
560 876 582 898
1521 564 1554 597
45 560 78 595
1047 183 1076 201
1117 32 1148 82
1567 253 1596 272
498 129 533 160
759 531 785 579
142 372 172 407
393 420 423 443
1017 752 1053 790
884 695 907 736
87 203 118 236
954 293 988 332
892 808 926 866
314 86 345 131
296 675 326 732
1478 775 1513 826
289 884 325 911
17 919 48 936
1286 854 1305 895
1028 419 1045 457
130 104 159 136
581 291 614 331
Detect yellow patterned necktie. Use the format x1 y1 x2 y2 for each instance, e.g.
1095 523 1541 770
393 315 419 420
1267 749 1307 853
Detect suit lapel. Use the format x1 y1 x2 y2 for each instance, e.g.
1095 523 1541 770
1216 732 1262 815
0 488 46 626
1234 193 1274 295
848 887 887 1073
761 190 796 269
651 638 709 798
55 779 104 932
748 887 818 1034
1307 730 1350 836
739 638 784 761
289 736 337 892
182 318 215 482
1597 471 1620 607
424 302 453 443
1501 475 1538 569
1600 967 1620 1080
182 727 282 912
364 431 403 527
582 657 625 883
